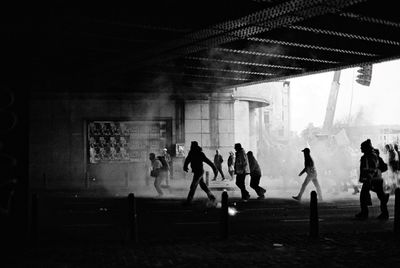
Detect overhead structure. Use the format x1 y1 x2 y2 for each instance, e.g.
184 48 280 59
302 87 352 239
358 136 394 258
30 0 400 94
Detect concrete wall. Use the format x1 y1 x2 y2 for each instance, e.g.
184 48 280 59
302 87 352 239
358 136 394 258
234 100 250 151
29 93 176 191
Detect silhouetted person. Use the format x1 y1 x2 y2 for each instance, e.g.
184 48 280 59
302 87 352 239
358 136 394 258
395 143 400 185
212 149 225 181
247 151 266 199
356 139 389 220
292 148 322 201
162 148 173 183
385 143 398 192
227 151 235 180
183 141 217 205
149 153 165 196
234 143 250 201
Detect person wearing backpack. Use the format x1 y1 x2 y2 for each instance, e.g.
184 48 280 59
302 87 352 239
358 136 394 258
157 155 170 187
355 139 389 220
149 153 165 197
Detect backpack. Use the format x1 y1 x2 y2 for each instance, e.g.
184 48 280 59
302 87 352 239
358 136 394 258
378 156 388 173
157 156 169 171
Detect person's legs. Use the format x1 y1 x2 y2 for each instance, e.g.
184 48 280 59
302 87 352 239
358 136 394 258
199 177 216 200
165 170 170 186
293 174 312 200
186 172 202 203
372 179 389 219
218 167 226 180
250 175 265 197
311 176 323 201
229 169 234 180
154 175 164 196
236 173 250 199
356 182 371 218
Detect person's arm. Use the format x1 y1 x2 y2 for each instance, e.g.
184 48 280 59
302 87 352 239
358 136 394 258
183 153 191 172
298 168 306 176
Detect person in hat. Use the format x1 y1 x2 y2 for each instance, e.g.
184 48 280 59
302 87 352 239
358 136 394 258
183 141 218 205
355 139 389 220
292 148 323 201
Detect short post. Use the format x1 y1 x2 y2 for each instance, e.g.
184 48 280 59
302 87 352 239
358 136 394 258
42 173 47 189
205 171 209 186
220 191 229 239
31 194 38 244
128 193 138 242
394 188 400 235
309 191 319 238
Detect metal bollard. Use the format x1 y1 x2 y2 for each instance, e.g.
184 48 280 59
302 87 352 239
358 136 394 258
128 193 138 242
220 191 229 239
205 171 209 186
31 194 38 244
309 191 319 238
221 190 229 239
394 188 400 235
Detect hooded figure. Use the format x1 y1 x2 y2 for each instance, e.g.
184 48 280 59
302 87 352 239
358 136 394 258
234 143 251 201
356 139 389 220
183 141 218 205
292 148 323 201
247 151 266 199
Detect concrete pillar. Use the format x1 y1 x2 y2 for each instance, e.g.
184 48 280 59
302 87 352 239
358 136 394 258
210 100 219 148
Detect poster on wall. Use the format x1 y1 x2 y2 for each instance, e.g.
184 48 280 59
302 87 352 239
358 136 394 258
175 143 185 157
87 120 170 164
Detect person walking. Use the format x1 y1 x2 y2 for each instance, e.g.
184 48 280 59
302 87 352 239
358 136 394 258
212 149 225 181
162 148 172 185
247 151 266 199
149 153 166 197
385 144 397 192
183 141 218 205
355 139 389 220
234 143 251 201
292 148 323 201
227 151 235 180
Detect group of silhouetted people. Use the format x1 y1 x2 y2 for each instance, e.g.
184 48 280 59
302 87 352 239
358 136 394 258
148 138 392 221
182 141 266 205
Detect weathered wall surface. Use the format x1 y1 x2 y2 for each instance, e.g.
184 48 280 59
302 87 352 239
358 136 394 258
29 93 176 191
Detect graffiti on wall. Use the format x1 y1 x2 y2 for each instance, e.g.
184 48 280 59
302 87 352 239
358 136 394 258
87 120 168 164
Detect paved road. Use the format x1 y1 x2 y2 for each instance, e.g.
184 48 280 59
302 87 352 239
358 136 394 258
35 190 396 243
7 190 399 267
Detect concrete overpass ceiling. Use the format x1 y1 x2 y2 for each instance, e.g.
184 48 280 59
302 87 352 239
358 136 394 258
30 0 400 94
